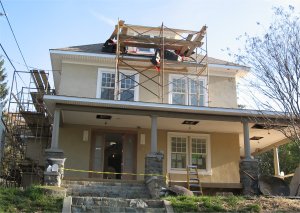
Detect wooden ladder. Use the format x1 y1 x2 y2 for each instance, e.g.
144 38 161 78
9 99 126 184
187 165 203 195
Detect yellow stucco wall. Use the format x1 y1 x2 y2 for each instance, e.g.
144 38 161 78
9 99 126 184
59 124 240 183
59 125 92 178
209 76 238 108
58 62 238 108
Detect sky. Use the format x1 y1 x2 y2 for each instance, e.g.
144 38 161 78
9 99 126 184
0 0 300 106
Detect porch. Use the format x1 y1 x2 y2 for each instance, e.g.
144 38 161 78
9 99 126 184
43 95 289 193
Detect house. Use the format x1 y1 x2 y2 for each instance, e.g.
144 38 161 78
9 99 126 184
43 21 289 194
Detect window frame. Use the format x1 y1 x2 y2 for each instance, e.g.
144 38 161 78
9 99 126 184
97 68 139 101
167 132 211 175
168 74 208 106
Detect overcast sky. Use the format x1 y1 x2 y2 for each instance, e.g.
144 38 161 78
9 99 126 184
0 0 300 107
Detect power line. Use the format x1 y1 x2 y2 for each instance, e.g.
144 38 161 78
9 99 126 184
0 0 29 72
0 43 26 85
0 53 61 73
0 43 16 71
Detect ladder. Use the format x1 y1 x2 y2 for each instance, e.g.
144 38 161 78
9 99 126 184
187 165 203 195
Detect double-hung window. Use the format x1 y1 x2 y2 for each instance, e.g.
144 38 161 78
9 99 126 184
97 69 138 101
169 75 207 106
168 133 211 174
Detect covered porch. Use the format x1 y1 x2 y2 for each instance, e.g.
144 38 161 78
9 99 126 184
43 95 289 194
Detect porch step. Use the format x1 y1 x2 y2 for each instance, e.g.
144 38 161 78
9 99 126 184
62 180 151 199
71 196 166 213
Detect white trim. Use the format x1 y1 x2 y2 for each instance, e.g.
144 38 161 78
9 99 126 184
97 68 139 101
96 70 101 98
169 74 208 107
44 94 284 118
167 132 212 176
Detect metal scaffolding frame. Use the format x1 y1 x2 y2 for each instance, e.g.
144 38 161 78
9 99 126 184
110 20 209 105
0 70 54 187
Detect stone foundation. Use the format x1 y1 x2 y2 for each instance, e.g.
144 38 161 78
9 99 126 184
44 171 61 186
240 160 259 195
44 149 65 187
145 152 165 198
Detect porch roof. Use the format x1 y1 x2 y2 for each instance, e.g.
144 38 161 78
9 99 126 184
44 95 284 123
44 95 289 156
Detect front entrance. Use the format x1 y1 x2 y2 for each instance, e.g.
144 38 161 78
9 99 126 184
90 131 137 180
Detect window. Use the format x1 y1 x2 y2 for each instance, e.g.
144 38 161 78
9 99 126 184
169 75 207 106
171 136 187 169
191 137 207 169
168 133 211 174
97 69 138 101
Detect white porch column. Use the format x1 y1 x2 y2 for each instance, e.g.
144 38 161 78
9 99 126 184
50 108 61 149
242 120 251 160
150 115 158 153
273 147 280 176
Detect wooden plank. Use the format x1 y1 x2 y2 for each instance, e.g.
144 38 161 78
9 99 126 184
40 70 51 93
119 34 202 47
32 70 45 91
185 26 207 57
125 24 198 34
180 34 194 55
30 92 43 112
30 70 41 92
121 26 128 35
110 20 125 39
121 41 203 51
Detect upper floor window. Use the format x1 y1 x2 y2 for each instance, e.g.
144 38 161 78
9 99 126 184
169 75 207 106
97 69 138 101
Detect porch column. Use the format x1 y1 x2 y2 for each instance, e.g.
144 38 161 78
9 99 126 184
150 115 158 153
240 119 259 195
242 120 251 160
51 108 61 149
44 108 65 187
273 147 280 176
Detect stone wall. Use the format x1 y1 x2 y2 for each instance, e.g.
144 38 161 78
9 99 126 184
240 160 259 195
144 152 165 198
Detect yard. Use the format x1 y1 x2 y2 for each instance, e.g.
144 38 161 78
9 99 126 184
0 186 63 212
165 195 300 212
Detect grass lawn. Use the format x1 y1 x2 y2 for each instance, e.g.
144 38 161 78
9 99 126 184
165 195 300 212
0 186 63 212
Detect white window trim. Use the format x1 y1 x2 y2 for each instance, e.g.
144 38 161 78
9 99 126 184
167 132 212 176
168 74 208 106
96 68 139 101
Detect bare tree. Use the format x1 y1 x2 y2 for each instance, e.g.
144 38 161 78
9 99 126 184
236 6 300 145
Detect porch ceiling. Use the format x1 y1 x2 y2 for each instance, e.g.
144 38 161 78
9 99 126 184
61 110 287 157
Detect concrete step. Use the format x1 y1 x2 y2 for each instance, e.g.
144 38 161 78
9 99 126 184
63 180 151 199
71 197 165 213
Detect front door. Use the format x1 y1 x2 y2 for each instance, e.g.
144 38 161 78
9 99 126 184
90 132 137 180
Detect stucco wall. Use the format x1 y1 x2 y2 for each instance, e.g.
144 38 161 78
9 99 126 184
59 124 240 183
58 62 238 108
59 63 98 98
209 76 238 108
58 125 92 178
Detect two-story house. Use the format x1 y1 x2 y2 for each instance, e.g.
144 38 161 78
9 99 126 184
43 21 288 193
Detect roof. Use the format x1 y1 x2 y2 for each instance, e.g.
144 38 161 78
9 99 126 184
44 94 284 121
50 43 246 68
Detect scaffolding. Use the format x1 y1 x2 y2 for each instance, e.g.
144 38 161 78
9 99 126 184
110 20 209 105
0 70 54 187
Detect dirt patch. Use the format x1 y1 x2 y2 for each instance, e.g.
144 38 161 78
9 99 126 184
256 197 300 212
